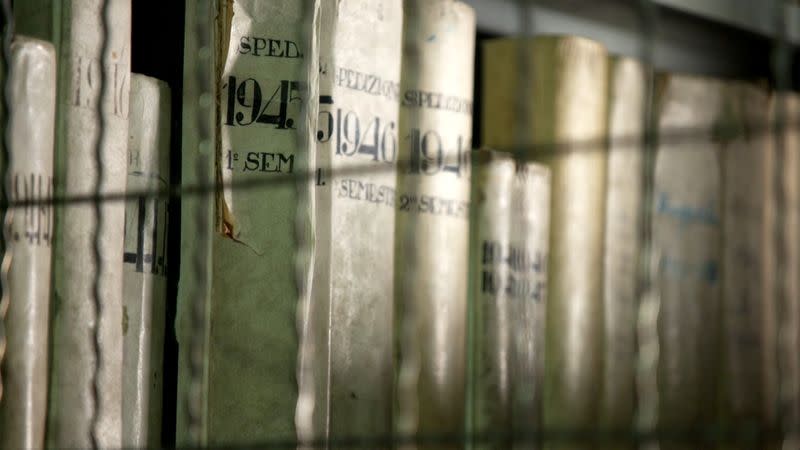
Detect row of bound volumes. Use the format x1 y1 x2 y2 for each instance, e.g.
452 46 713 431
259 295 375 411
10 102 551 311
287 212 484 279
3 0 171 447
0 1 799 449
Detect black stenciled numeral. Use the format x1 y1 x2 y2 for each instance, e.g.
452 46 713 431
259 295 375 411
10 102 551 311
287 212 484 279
408 128 469 177
225 76 301 129
317 97 397 163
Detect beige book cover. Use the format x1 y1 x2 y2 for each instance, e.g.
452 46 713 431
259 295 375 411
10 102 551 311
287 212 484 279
394 1 476 446
0 36 56 450
508 160 551 448
601 56 645 436
653 74 723 448
469 150 516 447
121 74 171 448
469 149 550 450
16 1 132 446
776 92 800 448
718 81 777 441
483 36 609 445
176 0 320 445
311 0 402 443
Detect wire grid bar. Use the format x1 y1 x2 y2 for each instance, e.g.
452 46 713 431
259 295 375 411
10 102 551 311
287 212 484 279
1 120 798 209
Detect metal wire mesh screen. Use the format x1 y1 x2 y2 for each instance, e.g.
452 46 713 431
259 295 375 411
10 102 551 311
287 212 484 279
1 0 799 448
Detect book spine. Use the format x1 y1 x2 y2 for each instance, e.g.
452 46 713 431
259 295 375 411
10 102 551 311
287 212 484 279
482 37 609 441
46 0 131 447
469 150 516 445
513 37 609 443
0 36 56 450
653 74 722 444
177 0 319 444
121 74 171 448
719 82 775 437
394 0 476 444
777 92 800 445
601 56 645 435
508 161 550 447
469 150 551 449
313 0 403 443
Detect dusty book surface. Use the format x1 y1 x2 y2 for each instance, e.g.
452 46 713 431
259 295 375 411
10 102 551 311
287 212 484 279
175 0 319 444
312 0 402 442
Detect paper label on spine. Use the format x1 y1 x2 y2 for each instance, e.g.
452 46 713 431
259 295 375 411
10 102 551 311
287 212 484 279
219 0 307 252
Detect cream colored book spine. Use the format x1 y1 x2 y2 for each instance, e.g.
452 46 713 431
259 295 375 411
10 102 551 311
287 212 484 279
508 161 550 448
394 0 475 445
601 56 645 435
469 150 516 446
313 0 402 442
482 36 609 444
777 92 800 447
653 74 722 446
469 149 551 449
0 36 56 450
17 1 132 447
174 0 319 445
719 82 776 439
121 74 171 448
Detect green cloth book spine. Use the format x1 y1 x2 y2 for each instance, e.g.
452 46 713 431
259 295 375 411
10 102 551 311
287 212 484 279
176 0 320 445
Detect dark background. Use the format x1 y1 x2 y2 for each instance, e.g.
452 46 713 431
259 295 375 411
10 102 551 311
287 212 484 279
131 0 185 446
